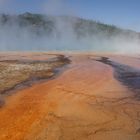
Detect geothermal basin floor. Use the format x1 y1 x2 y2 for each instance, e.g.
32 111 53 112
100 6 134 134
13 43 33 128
0 53 140 140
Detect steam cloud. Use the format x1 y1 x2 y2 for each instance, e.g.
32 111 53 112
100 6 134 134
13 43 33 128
0 0 139 54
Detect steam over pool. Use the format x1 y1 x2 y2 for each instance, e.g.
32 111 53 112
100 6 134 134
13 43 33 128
0 13 140 54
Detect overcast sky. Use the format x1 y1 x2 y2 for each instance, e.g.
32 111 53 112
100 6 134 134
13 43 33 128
0 0 140 31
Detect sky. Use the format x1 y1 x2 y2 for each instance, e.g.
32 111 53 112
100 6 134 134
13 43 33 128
0 0 140 31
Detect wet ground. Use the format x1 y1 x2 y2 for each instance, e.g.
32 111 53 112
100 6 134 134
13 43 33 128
0 53 70 107
95 57 140 96
0 53 140 140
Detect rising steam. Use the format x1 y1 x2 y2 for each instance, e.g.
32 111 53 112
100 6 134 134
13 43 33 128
0 0 140 54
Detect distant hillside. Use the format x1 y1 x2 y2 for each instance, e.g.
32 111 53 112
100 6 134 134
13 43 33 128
0 12 140 52
0 12 139 39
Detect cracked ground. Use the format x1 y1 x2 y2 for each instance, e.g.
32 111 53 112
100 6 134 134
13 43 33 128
0 53 140 140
